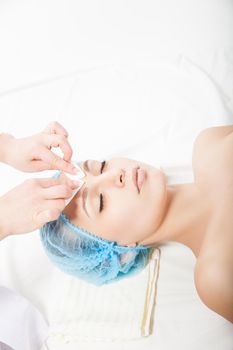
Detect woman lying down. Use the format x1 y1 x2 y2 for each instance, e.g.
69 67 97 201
40 124 233 324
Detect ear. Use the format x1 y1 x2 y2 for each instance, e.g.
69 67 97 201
126 242 137 247
137 236 153 246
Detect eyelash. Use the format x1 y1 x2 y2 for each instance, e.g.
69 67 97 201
99 160 106 212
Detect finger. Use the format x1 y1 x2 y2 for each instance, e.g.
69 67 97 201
38 176 80 190
36 208 61 226
28 160 54 172
45 134 73 163
42 184 74 200
43 198 66 212
37 177 61 188
36 197 70 225
30 159 77 177
38 147 76 175
43 121 69 137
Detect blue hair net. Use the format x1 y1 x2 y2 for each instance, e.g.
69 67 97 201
40 214 151 286
39 170 152 286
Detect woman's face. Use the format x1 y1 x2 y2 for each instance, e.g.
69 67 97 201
63 157 168 246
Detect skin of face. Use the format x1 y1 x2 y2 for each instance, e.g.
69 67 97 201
63 157 168 247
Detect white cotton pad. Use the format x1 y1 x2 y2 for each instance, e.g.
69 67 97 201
63 161 86 207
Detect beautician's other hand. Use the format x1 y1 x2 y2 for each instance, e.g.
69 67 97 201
0 176 80 239
0 121 78 174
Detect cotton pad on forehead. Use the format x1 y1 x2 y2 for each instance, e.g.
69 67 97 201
65 161 86 181
59 160 86 207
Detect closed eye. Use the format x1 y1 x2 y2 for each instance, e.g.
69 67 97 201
100 160 106 174
99 160 106 212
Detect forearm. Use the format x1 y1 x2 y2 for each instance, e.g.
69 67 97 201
0 196 10 240
0 132 15 164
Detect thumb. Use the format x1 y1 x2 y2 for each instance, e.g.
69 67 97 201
36 209 61 226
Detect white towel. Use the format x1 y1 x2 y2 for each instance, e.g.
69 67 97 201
45 248 161 345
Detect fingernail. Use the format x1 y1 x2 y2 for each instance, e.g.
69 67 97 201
72 180 84 188
72 167 79 174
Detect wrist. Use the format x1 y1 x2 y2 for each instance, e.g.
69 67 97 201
0 133 15 165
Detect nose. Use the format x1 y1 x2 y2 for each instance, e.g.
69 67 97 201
83 167 126 191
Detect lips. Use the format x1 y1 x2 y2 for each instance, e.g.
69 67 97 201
132 166 145 193
137 168 145 192
132 167 139 192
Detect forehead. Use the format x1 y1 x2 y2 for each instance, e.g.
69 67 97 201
107 157 136 166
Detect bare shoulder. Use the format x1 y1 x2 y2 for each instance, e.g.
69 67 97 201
194 124 233 145
193 124 233 161
194 258 233 323
192 124 233 196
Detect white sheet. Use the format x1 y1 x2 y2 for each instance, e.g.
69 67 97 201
0 1 233 349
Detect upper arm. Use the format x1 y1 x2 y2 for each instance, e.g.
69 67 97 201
195 261 233 323
193 124 233 185
197 124 233 143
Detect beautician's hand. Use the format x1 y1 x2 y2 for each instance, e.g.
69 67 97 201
0 176 80 239
0 121 78 174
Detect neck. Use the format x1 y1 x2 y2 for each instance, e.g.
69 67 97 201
142 182 212 259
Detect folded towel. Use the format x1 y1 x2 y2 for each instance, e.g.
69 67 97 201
46 248 161 344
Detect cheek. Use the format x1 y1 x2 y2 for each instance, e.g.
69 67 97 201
100 201 138 240
104 199 149 242
107 204 137 229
